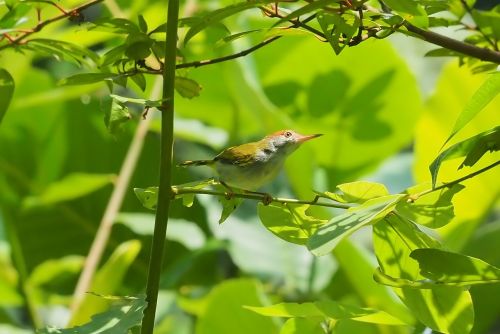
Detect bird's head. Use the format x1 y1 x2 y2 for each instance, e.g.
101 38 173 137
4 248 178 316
263 130 322 155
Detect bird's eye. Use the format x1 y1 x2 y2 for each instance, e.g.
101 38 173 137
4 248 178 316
284 131 292 138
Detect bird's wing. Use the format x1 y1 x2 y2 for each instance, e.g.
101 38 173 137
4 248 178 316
214 142 258 167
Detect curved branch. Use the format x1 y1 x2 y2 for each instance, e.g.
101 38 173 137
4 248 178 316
403 22 500 64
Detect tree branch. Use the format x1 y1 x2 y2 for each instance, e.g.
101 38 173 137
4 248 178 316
171 187 351 209
172 160 500 207
0 0 104 52
403 22 500 64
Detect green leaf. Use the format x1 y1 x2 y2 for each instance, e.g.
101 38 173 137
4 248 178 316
125 32 153 60
373 214 474 334
89 18 140 34
317 12 359 55
218 196 243 224
138 14 148 33
27 256 84 303
382 0 426 16
69 240 142 326
280 318 324 334
183 0 275 44
245 300 407 325
23 39 99 65
39 295 146 333
471 9 500 40
0 3 30 29
109 94 165 108
0 68 14 125
23 173 114 208
410 248 500 286
135 180 215 210
59 73 120 86
131 72 146 91
105 97 132 135
308 194 403 256
444 73 500 146
272 0 339 27
396 183 464 228
319 181 389 204
429 126 500 187
258 203 326 245
175 76 202 99
196 279 278 334
116 213 206 250
134 186 158 210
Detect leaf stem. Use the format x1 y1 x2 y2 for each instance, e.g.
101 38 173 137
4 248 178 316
140 0 180 332
172 187 351 209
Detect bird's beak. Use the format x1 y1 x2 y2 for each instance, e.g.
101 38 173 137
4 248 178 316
297 133 323 143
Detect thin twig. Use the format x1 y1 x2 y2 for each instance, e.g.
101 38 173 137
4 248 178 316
459 0 498 51
0 0 104 52
412 160 500 200
177 13 319 69
171 187 351 209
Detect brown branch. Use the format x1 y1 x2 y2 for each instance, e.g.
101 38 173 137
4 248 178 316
0 0 104 52
404 22 500 64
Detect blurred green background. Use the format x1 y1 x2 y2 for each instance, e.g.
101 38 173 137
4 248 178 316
0 0 499 333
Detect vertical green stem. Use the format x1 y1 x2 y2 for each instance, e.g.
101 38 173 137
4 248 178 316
140 0 179 332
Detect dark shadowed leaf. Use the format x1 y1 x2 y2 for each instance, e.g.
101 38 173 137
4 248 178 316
410 248 500 286
429 126 500 187
0 68 14 124
373 215 474 334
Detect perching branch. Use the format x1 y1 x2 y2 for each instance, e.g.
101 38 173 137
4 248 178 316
0 0 104 52
171 187 351 209
171 160 500 207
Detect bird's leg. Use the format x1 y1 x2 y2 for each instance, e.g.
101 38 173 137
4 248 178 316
243 189 273 206
219 181 235 200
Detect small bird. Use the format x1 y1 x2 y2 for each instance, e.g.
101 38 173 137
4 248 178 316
179 130 322 191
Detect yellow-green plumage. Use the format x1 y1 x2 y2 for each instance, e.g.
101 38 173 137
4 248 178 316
179 130 321 190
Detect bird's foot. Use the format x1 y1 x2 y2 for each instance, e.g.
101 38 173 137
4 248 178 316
219 181 235 200
243 189 273 206
262 193 273 206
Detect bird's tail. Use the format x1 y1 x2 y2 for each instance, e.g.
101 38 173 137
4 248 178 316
178 159 214 167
